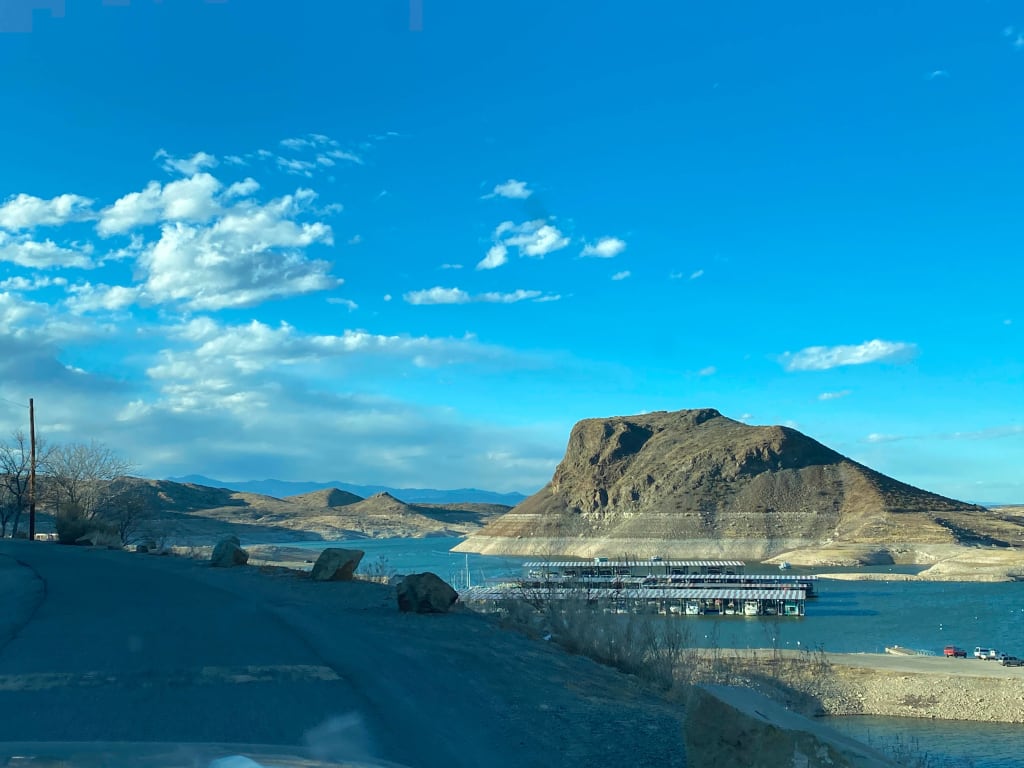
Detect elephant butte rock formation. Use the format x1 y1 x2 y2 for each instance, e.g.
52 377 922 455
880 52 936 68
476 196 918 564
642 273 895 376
455 408 1012 561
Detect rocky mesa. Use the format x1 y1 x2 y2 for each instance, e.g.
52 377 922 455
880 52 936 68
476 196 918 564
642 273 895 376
455 408 1024 565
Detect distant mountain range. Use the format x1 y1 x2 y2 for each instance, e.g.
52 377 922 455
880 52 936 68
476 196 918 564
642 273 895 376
166 475 528 506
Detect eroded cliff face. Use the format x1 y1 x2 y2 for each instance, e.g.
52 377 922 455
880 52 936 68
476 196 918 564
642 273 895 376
455 408 995 559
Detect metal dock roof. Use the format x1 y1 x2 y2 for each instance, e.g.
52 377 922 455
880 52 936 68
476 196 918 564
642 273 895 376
522 560 747 568
460 587 806 601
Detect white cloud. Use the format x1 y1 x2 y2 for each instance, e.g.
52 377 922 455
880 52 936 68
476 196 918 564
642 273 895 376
476 243 508 270
136 192 336 310
581 237 626 258
440 263 463 270
926 70 949 80
327 297 358 311
477 290 542 304
348 235 363 245
155 149 218 176
690 269 704 280
739 413 753 421
818 390 852 401
498 220 569 258
698 366 716 376
0 275 66 291
65 283 140 313
0 231 94 269
276 157 317 177
225 178 260 198
223 155 247 166
0 193 95 231
669 271 684 280
97 173 223 235
327 149 364 165
782 340 917 371
611 270 631 281
865 433 906 443
483 179 533 200
403 287 471 305
404 286 550 305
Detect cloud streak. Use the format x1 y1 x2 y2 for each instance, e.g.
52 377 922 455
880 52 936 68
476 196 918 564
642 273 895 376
782 340 916 371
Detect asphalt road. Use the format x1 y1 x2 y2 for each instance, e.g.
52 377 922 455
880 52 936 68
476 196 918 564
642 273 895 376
0 541 687 768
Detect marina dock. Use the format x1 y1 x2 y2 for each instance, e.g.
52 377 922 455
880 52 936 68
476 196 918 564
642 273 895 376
462 558 810 617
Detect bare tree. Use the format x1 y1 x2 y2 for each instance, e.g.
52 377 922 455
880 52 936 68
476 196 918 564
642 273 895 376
97 485 153 546
0 430 48 538
45 440 134 520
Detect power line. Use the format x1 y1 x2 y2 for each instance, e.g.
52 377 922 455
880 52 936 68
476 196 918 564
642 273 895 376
0 396 29 410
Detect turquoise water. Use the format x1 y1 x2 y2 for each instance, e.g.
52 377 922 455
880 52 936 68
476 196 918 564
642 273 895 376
827 716 1022 768
261 537 1024 767
269 537 1024 657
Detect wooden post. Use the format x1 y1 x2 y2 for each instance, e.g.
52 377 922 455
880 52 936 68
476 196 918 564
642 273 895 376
28 398 36 541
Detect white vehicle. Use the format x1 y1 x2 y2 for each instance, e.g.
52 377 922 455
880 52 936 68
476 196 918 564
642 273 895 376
974 647 998 660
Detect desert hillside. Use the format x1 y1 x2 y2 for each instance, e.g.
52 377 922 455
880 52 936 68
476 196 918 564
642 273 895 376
455 408 1024 562
47 478 510 544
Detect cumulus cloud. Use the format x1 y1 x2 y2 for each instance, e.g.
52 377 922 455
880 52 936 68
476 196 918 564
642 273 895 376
64 283 141 313
482 179 533 199
926 70 949 80
698 366 716 376
97 173 223 236
225 178 260 198
327 297 358 311
476 244 508 270
403 286 549 305
781 340 917 371
154 149 218 176
0 232 94 269
497 220 569 258
581 237 626 258
0 275 66 291
0 193 95 231
611 270 631 281
690 269 704 280
136 192 337 310
403 287 471 305
818 390 852 401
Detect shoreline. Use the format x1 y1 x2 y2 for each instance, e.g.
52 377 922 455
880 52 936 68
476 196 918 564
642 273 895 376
716 650 1024 724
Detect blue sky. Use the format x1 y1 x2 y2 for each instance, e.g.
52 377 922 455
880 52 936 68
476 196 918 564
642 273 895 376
0 1 1020 501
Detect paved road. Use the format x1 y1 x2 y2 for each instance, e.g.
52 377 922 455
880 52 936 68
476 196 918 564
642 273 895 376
0 541 687 768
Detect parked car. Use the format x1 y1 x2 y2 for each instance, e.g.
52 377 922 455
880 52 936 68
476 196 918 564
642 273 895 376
944 646 967 658
974 647 999 660
1000 656 1023 667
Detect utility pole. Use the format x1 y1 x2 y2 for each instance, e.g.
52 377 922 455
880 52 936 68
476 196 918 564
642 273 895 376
28 398 36 541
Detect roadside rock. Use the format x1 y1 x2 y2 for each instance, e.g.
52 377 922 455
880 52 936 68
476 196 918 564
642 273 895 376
396 572 458 613
684 684 898 768
210 537 248 568
310 548 364 581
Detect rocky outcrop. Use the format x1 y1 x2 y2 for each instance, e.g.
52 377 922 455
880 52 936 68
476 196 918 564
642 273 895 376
456 408 1002 559
210 536 248 567
684 685 898 768
310 548 364 581
396 572 458 613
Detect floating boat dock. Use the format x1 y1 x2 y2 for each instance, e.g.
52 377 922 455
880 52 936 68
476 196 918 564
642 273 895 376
460 585 806 617
462 558 809 617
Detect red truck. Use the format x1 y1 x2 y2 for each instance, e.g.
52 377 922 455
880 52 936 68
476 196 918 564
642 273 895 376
944 646 967 658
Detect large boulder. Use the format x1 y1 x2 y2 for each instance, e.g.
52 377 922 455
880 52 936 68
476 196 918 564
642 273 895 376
210 536 248 568
396 572 458 614
310 548 364 581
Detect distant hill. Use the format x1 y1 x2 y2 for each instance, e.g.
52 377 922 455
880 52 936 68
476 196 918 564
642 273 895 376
455 408 1024 561
168 475 527 506
97 478 510 544
283 488 364 508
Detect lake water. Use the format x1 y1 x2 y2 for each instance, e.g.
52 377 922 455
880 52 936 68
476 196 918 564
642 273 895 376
260 536 1024 767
